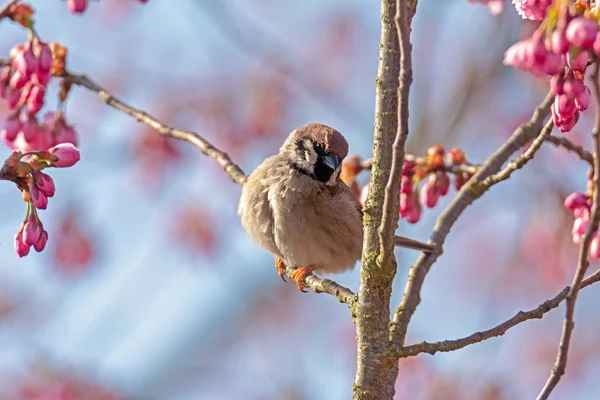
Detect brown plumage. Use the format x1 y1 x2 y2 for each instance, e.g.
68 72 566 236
238 122 434 292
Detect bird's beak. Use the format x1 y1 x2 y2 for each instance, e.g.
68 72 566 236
321 154 339 170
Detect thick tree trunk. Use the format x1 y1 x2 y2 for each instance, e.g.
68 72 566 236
352 1 400 399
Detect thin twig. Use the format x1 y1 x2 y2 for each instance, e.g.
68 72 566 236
360 156 479 176
284 266 357 307
389 92 554 348
536 64 600 400
394 268 600 358
485 118 554 186
63 72 247 185
544 135 594 166
378 0 413 269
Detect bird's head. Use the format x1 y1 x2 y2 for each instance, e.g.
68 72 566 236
280 122 349 186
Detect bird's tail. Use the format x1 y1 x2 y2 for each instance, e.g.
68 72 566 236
394 235 436 253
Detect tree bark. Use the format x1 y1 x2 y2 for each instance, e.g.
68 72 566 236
352 1 400 398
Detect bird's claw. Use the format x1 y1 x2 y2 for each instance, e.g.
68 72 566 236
275 257 287 282
290 266 315 293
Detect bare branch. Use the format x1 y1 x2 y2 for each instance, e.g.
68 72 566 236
536 64 600 400
544 135 594 166
394 269 600 358
284 266 357 307
378 0 413 268
485 118 554 186
389 92 554 349
63 72 248 185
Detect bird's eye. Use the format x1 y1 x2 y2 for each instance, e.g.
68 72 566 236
314 142 324 151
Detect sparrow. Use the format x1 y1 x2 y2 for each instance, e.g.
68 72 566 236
238 122 434 292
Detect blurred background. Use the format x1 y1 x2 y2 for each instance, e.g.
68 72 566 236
0 0 599 399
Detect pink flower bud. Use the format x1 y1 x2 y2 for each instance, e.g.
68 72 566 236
567 51 589 72
400 192 412 215
590 234 600 260
33 170 55 197
1 114 21 142
555 94 576 120
575 206 589 219
67 0 88 13
403 160 416 175
20 113 38 142
9 71 27 90
49 143 81 167
420 179 439 208
435 172 450 196
405 195 422 224
12 45 38 79
503 40 528 68
564 192 589 211
541 53 562 76
5 88 20 109
37 42 53 73
575 86 591 111
551 29 570 54
54 125 78 146
400 175 413 194
550 76 564 96
563 77 584 99
33 230 48 252
26 84 44 114
526 38 547 67
34 71 51 88
23 218 42 247
29 182 48 210
552 107 580 133
14 228 30 258
566 17 598 49
572 216 590 236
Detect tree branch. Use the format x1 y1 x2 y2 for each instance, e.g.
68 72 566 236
536 64 600 400
394 269 600 358
389 92 554 349
484 118 554 186
378 0 413 269
63 72 247 185
544 135 594 166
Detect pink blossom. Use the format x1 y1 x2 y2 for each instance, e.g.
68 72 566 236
33 170 55 197
554 94 576 120
594 32 600 57
12 44 38 79
512 0 552 21
67 0 88 13
49 143 81 167
572 216 590 237
29 181 48 210
550 76 564 96
404 195 422 224
420 179 439 208
564 192 589 211
1 114 21 142
562 77 584 99
33 230 48 252
9 71 27 90
26 84 44 114
435 172 450 196
503 37 562 76
37 42 53 73
400 175 413 194
14 228 30 258
23 218 42 247
550 29 570 55
566 17 598 49
552 104 580 133
566 51 589 72
575 86 591 111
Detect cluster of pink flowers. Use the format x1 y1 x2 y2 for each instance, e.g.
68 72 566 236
564 191 600 259
65 0 148 14
7 144 81 257
471 1 600 134
358 147 472 224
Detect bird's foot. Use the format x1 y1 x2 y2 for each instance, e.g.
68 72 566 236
275 257 287 282
290 265 317 293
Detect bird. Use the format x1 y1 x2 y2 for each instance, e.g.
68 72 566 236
237 122 435 292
